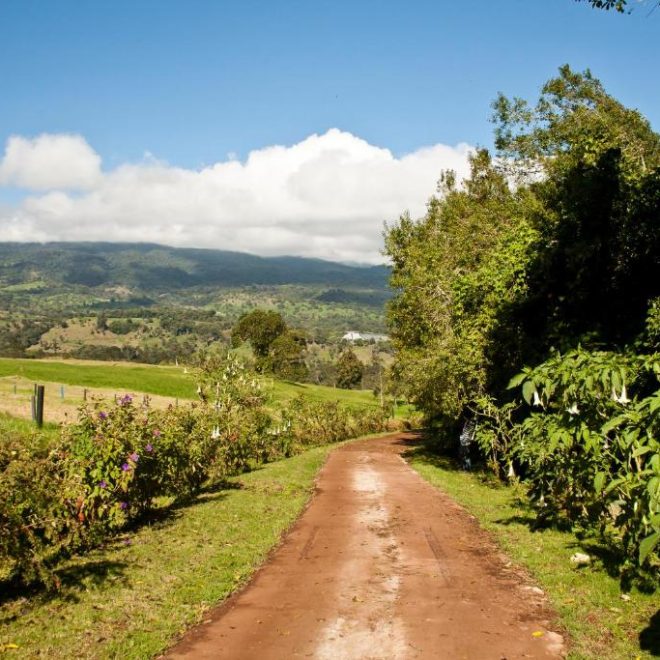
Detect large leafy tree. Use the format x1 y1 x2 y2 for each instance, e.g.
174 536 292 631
232 310 287 360
385 150 536 423
232 309 310 380
385 65 660 426
268 329 309 381
493 65 660 354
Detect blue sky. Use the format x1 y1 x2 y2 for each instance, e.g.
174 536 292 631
1 0 657 165
0 0 658 261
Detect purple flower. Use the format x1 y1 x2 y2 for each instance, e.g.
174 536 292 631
120 394 133 405
152 429 161 437
119 501 128 510
99 411 107 420
122 463 131 472
145 443 153 453
129 452 139 462
99 480 107 489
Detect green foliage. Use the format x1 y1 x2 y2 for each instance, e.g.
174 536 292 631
385 149 537 420
268 329 309 381
0 352 391 588
493 66 660 352
232 309 287 360
0 433 78 587
232 310 310 381
336 347 364 389
385 66 660 585
475 348 660 583
276 396 388 456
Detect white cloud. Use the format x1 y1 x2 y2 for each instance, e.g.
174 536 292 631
0 129 473 264
0 134 102 190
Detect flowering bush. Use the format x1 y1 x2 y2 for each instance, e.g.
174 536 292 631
475 348 660 582
65 394 164 534
1 352 392 588
276 396 388 455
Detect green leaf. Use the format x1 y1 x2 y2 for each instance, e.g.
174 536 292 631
594 471 606 493
507 372 527 389
647 477 660 497
639 531 660 565
522 380 535 405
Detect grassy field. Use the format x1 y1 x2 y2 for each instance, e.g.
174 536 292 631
0 439 348 658
405 446 659 660
0 411 60 442
0 357 383 414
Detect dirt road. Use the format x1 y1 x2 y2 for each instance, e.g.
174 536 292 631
166 433 565 659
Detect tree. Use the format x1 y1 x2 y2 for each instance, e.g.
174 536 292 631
385 65 660 427
336 348 364 389
493 65 660 353
385 148 535 423
232 310 287 362
268 330 309 381
577 0 658 12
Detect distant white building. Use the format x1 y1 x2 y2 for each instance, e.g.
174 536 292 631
342 331 389 343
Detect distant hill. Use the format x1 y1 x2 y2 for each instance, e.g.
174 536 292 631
0 242 389 291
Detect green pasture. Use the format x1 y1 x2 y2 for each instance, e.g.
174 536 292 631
0 357 383 410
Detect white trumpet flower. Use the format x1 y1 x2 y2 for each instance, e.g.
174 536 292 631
611 384 630 405
533 390 543 407
567 403 580 416
211 426 221 440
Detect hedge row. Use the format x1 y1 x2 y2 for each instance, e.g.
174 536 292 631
0 356 390 587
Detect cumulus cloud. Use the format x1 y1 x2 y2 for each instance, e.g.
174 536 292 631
0 129 472 264
0 134 102 190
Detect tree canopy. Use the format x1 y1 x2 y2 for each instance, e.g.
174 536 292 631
231 309 308 380
577 0 657 12
385 65 660 425
384 65 660 577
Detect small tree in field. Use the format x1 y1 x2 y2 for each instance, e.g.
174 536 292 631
231 310 287 371
336 348 363 389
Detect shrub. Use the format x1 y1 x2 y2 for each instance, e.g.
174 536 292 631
0 433 81 587
1 352 392 588
475 348 660 582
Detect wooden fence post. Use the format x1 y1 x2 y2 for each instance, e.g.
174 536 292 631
35 385 45 428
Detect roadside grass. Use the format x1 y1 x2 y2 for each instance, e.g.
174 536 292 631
0 441 339 658
0 412 60 449
0 411 59 437
405 446 659 660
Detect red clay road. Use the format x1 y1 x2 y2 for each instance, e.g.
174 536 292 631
165 433 565 659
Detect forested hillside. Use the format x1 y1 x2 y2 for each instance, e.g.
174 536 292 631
0 242 388 290
0 243 391 361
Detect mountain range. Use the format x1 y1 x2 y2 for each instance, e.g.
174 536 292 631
0 242 389 291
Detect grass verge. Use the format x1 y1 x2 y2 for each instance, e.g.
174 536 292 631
404 446 659 660
0 441 339 658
